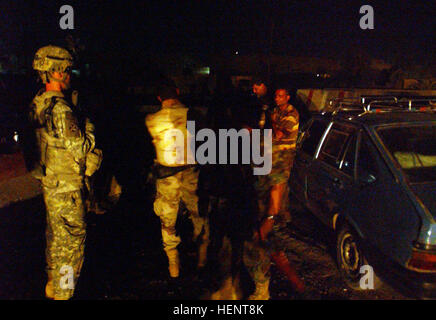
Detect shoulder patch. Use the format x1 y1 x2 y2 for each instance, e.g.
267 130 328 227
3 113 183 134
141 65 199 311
65 112 81 138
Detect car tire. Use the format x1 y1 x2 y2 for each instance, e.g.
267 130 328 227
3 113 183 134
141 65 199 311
336 223 381 291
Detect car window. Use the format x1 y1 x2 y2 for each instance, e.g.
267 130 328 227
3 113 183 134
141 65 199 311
318 128 349 167
377 124 436 183
358 137 378 178
299 119 328 157
340 134 357 176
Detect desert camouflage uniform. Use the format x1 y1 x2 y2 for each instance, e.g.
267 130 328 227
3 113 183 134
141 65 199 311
154 167 205 254
30 90 95 299
244 104 299 286
146 102 208 267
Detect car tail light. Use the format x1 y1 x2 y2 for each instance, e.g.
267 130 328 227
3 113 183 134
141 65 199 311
407 249 436 272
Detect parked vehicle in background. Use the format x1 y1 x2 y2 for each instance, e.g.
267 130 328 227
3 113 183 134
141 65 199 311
289 95 436 298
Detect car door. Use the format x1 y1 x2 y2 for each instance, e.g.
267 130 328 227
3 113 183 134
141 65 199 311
345 130 421 266
290 118 330 204
306 122 357 227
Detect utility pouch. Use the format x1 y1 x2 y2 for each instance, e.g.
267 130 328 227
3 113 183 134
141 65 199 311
85 148 103 177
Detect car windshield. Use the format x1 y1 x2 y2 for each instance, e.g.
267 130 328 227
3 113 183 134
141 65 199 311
377 124 436 183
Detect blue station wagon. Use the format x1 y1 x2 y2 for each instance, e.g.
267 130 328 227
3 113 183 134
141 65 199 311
289 96 436 298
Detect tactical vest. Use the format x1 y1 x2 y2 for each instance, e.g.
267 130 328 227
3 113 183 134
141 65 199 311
32 92 85 191
146 104 195 167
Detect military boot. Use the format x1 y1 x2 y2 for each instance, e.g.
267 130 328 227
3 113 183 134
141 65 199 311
167 250 180 278
247 280 270 300
232 275 243 300
46 279 70 300
210 276 242 300
45 277 54 299
211 277 233 300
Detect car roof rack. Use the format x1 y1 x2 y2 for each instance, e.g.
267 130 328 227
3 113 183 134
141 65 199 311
326 95 436 116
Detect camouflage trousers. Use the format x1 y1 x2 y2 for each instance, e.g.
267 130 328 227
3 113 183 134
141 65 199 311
243 217 291 285
259 148 295 192
244 149 295 285
43 187 86 299
207 195 252 282
154 167 209 257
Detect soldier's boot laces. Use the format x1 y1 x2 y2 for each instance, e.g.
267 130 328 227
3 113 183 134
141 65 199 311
248 280 270 300
168 251 180 278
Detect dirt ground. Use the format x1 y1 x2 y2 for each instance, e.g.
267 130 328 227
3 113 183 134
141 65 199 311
280 204 409 300
0 174 410 300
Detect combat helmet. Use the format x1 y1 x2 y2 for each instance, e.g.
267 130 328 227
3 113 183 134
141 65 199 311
33 45 73 83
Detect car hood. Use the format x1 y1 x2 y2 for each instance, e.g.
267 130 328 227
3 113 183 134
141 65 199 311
410 183 436 219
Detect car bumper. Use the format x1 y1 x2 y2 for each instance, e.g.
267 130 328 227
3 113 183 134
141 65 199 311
387 264 436 299
366 244 436 299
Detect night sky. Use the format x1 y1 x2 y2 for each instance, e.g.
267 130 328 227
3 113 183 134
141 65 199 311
0 0 434 69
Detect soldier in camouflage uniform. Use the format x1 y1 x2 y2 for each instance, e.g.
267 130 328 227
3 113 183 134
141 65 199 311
146 84 208 278
30 45 96 300
244 88 305 300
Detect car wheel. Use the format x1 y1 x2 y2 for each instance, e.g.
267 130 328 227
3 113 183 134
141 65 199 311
336 224 381 291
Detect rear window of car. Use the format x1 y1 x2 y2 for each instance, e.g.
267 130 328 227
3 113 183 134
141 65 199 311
299 119 328 157
377 124 436 183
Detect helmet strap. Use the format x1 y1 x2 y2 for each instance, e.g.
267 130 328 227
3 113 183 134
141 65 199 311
38 71 49 84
